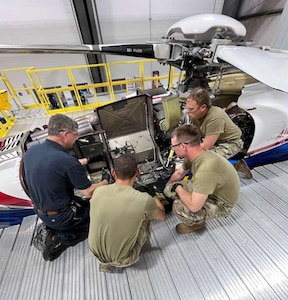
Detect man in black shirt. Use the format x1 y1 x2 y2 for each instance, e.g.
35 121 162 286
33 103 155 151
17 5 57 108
24 114 109 261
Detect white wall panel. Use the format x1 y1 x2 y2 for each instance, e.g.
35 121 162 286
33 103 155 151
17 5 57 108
0 0 225 88
95 0 224 80
242 15 282 46
96 0 224 43
238 0 286 17
0 0 90 88
272 1 288 49
238 0 285 48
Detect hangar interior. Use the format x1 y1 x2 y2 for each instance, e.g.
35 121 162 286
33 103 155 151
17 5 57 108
2 0 288 299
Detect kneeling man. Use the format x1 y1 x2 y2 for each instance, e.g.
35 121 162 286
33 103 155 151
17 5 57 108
165 124 240 234
88 154 165 272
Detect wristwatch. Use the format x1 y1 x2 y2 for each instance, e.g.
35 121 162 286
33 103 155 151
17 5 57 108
171 183 183 193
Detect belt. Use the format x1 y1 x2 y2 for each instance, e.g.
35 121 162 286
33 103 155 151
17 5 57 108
36 206 69 216
228 138 242 144
217 139 241 147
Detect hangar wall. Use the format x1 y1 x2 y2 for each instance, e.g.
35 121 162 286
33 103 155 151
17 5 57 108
95 0 224 44
0 0 90 89
94 0 224 80
0 0 286 89
238 0 286 46
0 0 225 90
272 1 288 49
0 1 87 69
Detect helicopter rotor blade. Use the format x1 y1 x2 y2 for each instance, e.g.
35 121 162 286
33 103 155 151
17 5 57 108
0 43 171 59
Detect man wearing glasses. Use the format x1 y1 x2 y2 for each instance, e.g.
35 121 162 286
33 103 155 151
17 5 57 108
185 87 252 179
24 114 109 261
164 124 240 234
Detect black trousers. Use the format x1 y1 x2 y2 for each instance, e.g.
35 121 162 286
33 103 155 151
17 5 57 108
37 196 90 247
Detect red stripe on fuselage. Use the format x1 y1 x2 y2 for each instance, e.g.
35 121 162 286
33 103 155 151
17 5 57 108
0 191 33 207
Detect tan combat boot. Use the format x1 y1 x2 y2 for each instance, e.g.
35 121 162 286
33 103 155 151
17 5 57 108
234 159 253 179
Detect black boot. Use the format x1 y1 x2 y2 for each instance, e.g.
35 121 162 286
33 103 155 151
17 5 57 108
42 232 67 261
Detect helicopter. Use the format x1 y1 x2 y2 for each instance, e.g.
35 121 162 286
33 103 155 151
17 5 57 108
1 13 288 226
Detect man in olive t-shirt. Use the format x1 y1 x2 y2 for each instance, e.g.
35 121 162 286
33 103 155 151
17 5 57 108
164 124 240 234
88 154 165 273
185 87 252 179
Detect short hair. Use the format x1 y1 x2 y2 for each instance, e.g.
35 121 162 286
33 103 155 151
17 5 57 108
171 124 201 146
187 87 211 108
113 154 138 180
48 114 78 136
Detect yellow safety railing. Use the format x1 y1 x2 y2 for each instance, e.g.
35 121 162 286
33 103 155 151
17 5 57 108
0 59 181 137
0 88 16 137
1 67 42 110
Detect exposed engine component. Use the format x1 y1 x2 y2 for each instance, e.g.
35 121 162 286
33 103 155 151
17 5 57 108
226 105 255 153
111 143 135 157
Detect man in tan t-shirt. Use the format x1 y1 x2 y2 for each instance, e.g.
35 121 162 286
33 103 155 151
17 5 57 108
164 124 240 234
88 154 165 273
186 87 252 179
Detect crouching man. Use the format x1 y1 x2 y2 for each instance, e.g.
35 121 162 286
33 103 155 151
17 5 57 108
88 154 165 273
24 114 109 261
165 124 240 234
